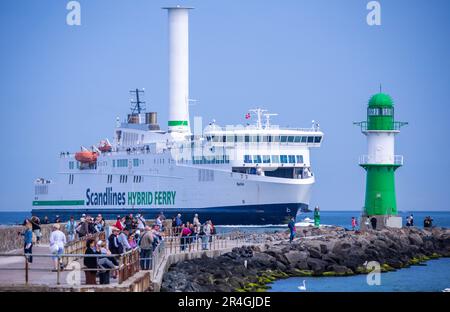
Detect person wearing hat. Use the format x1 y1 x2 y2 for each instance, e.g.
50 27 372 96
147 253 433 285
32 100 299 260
49 223 66 271
108 227 123 255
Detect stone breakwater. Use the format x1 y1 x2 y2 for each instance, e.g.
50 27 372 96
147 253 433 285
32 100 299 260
161 227 450 292
0 224 57 252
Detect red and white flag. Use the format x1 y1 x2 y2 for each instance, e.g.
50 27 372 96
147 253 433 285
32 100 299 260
245 113 251 120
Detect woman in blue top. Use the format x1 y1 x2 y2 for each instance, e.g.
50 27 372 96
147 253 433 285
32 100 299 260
22 219 33 263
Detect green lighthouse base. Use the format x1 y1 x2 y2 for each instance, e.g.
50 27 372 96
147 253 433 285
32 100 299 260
360 214 403 231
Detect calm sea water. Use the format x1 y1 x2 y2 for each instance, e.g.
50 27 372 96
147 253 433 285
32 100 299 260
1 211 449 228
268 258 450 292
215 211 450 233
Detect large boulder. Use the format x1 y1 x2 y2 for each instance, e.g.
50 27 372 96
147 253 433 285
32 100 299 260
409 233 424 246
284 251 309 266
307 258 328 274
326 264 353 275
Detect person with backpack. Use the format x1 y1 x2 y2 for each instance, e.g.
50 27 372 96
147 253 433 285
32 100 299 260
76 219 88 238
66 216 77 242
30 216 41 245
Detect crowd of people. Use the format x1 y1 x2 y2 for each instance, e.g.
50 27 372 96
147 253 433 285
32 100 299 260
19 212 200 285
172 213 216 251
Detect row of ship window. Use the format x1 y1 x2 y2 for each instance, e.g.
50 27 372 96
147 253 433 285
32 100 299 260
244 155 304 164
68 174 144 184
206 135 322 144
192 155 230 165
113 158 142 168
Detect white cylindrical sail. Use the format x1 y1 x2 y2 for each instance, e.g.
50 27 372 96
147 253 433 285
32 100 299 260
164 7 192 134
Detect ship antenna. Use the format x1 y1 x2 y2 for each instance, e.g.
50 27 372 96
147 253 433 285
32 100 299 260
130 88 146 114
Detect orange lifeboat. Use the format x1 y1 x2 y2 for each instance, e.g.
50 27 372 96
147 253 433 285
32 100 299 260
75 151 98 164
98 139 112 153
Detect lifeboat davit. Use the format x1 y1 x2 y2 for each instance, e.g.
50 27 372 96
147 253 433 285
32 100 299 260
98 139 112 153
75 151 98 164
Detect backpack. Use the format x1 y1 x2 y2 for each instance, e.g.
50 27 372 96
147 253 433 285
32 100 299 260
76 222 86 235
31 231 37 244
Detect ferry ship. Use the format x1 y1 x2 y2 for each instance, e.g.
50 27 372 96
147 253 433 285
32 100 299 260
31 7 324 225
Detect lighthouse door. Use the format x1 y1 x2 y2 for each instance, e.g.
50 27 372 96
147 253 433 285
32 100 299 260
374 195 383 215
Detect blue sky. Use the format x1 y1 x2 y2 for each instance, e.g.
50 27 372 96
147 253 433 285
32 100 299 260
0 0 449 212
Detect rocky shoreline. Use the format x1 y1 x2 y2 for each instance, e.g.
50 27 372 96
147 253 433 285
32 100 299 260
161 227 450 292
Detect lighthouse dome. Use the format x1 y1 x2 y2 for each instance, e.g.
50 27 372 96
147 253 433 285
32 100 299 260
368 93 393 107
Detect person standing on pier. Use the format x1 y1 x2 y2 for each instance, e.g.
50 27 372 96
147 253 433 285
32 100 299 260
193 214 201 227
180 224 191 251
66 216 77 242
49 224 66 271
288 217 296 243
114 216 124 231
139 226 154 270
42 216 50 224
118 229 132 252
22 220 33 263
30 216 41 245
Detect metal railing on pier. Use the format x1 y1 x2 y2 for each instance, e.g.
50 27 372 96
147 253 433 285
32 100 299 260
63 231 105 265
0 248 140 286
150 232 251 280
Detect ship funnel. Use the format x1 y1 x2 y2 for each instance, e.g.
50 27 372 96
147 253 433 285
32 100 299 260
163 6 193 135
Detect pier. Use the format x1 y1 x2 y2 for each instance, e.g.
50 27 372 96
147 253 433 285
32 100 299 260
0 223 264 292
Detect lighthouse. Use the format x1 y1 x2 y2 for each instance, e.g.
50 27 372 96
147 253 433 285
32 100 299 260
355 92 408 229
